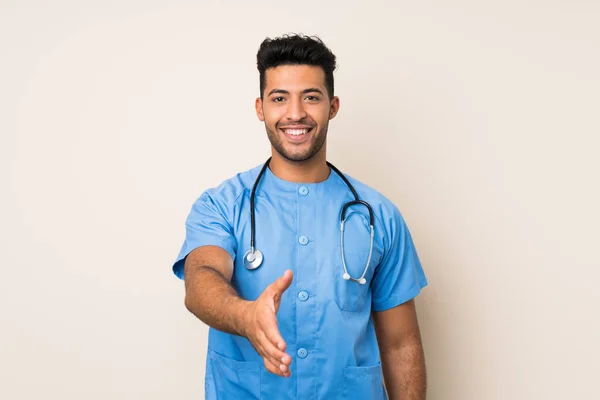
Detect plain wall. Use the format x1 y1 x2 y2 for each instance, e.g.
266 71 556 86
2 1 599 399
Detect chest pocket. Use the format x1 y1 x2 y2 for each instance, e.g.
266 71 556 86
333 211 382 312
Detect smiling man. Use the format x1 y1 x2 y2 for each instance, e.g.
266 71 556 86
173 34 428 399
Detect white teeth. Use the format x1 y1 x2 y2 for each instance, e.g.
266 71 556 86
283 129 309 136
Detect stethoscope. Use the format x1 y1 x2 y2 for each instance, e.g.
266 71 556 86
243 158 375 285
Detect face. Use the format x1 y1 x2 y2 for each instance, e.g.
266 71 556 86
256 65 339 162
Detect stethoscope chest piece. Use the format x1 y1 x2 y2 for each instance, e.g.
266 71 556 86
243 248 263 270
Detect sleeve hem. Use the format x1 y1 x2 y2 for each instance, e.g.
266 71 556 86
172 240 237 280
371 282 427 312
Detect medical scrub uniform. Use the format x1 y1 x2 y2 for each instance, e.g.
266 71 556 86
172 162 428 399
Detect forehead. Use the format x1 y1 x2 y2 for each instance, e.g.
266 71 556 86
264 64 326 92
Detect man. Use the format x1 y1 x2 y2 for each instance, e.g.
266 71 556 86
173 34 428 399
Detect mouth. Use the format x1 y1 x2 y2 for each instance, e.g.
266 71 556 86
279 126 315 142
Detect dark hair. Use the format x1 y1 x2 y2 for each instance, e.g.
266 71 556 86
256 34 337 99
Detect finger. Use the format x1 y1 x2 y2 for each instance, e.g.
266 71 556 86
265 356 291 378
258 329 291 366
259 310 287 351
268 270 294 313
263 357 280 376
270 270 293 296
263 356 287 377
279 363 289 374
255 334 282 368
255 341 284 375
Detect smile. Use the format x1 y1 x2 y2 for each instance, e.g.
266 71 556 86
279 126 314 138
283 128 309 136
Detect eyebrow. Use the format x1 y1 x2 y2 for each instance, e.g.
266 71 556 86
267 88 325 97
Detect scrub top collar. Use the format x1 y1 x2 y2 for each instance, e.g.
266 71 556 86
260 163 345 196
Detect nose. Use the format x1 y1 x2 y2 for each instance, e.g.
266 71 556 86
285 98 307 121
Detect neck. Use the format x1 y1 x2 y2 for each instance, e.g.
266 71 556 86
268 149 330 183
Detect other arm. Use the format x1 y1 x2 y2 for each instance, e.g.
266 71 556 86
373 299 426 400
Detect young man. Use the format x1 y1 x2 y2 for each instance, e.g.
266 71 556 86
173 34 428 399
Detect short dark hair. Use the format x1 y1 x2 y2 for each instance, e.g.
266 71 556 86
256 34 337 99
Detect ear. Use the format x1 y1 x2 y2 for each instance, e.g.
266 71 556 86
329 96 340 120
255 97 265 121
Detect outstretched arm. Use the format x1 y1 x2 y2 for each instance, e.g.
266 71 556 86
183 245 294 377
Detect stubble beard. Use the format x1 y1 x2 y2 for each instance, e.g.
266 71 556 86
265 122 329 163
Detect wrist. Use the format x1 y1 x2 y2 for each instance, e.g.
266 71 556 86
235 300 254 337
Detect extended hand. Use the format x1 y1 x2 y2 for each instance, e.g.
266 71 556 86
243 270 294 377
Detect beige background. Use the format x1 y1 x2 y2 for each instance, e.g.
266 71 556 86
2 0 599 399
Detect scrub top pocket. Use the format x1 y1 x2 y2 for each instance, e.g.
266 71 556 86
205 350 261 400
342 362 386 399
333 246 378 312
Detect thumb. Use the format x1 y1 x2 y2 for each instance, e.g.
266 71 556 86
268 270 293 311
274 269 293 294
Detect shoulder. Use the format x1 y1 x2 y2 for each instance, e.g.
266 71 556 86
335 170 409 243
205 164 261 200
193 163 263 215
338 171 403 220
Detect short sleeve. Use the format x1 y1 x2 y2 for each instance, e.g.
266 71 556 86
371 205 428 311
172 191 238 280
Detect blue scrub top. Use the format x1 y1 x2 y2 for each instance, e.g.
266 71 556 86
173 163 428 400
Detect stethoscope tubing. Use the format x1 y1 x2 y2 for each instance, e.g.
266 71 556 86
244 157 375 284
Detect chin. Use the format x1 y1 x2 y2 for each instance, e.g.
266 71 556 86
280 148 320 162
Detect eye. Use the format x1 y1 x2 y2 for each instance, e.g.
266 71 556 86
272 97 285 103
305 95 320 101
